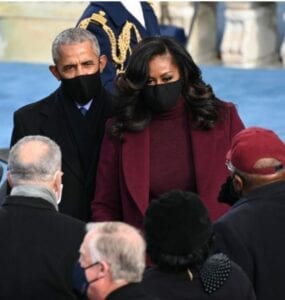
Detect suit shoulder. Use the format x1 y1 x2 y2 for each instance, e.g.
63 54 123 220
57 212 86 228
217 98 237 109
14 90 58 116
53 213 86 239
229 260 255 288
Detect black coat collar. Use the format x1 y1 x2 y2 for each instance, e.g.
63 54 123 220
3 195 56 212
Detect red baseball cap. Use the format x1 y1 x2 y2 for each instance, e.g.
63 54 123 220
226 127 285 175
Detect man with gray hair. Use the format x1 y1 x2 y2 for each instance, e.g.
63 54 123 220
73 221 159 300
0 135 85 299
10 27 113 221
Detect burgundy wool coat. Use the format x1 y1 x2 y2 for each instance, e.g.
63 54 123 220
92 101 244 229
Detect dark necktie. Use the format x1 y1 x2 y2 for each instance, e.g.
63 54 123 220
79 106 87 116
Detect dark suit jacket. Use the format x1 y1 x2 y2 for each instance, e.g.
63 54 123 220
10 86 112 221
0 195 85 300
77 2 160 92
142 262 256 300
107 283 159 300
92 101 244 229
213 181 285 300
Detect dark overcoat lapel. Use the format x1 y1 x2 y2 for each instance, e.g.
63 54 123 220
38 90 85 184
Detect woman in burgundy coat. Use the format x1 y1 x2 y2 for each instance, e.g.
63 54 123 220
92 36 244 229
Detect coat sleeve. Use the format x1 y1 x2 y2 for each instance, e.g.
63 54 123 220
230 261 257 300
10 105 42 148
10 111 28 147
91 130 123 221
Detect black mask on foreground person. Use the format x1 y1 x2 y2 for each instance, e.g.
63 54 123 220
61 71 102 105
73 261 101 296
143 79 182 113
218 176 240 206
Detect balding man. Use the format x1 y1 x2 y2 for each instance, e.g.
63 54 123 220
73 221 158 300
213 127 285 300
0 135 85 299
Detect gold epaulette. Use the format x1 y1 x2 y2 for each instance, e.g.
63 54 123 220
78 10 142 73
78 11 107 29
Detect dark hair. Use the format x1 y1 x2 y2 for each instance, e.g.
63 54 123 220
110 36 224 139
146 235 214 272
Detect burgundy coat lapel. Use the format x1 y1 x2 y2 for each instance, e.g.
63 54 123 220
190 120 232 220
122 129 150 215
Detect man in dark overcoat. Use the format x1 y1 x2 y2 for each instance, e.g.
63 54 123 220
0 135 85 299
74 221 158 300
10 28 112 221
214 126 285 300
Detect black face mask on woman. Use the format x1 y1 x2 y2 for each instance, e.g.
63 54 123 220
143 79 182 113
61 71 102 105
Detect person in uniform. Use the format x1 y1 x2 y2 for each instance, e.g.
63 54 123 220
77 1 161 92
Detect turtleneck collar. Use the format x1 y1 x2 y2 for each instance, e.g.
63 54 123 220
151 96 185 121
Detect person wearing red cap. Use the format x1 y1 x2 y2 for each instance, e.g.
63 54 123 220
213 126 285 300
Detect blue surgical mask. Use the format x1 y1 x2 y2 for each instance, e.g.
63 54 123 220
73 261 100 296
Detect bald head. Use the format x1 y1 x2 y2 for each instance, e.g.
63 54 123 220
8 135 61 186
17 140 50 166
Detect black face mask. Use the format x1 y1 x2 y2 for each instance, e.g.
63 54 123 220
73 261 101 296
143 79 182 113
61 71 102 105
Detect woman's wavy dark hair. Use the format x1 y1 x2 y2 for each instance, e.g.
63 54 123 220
110 36 224 139
146 235 214 272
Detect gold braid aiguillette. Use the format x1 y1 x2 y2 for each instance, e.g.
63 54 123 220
78 10 142 73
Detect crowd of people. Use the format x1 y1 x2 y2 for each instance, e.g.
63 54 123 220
1 1 284 299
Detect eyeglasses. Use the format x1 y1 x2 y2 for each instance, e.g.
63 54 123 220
225 160 236 173
226 160 284 174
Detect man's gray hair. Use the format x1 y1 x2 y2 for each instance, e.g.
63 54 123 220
52 27 101 63
86 222 146 282
8 135 61 185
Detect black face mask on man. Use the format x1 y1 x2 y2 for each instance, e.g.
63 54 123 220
61 71 101 105
143 79 182 113
73 260 101 296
